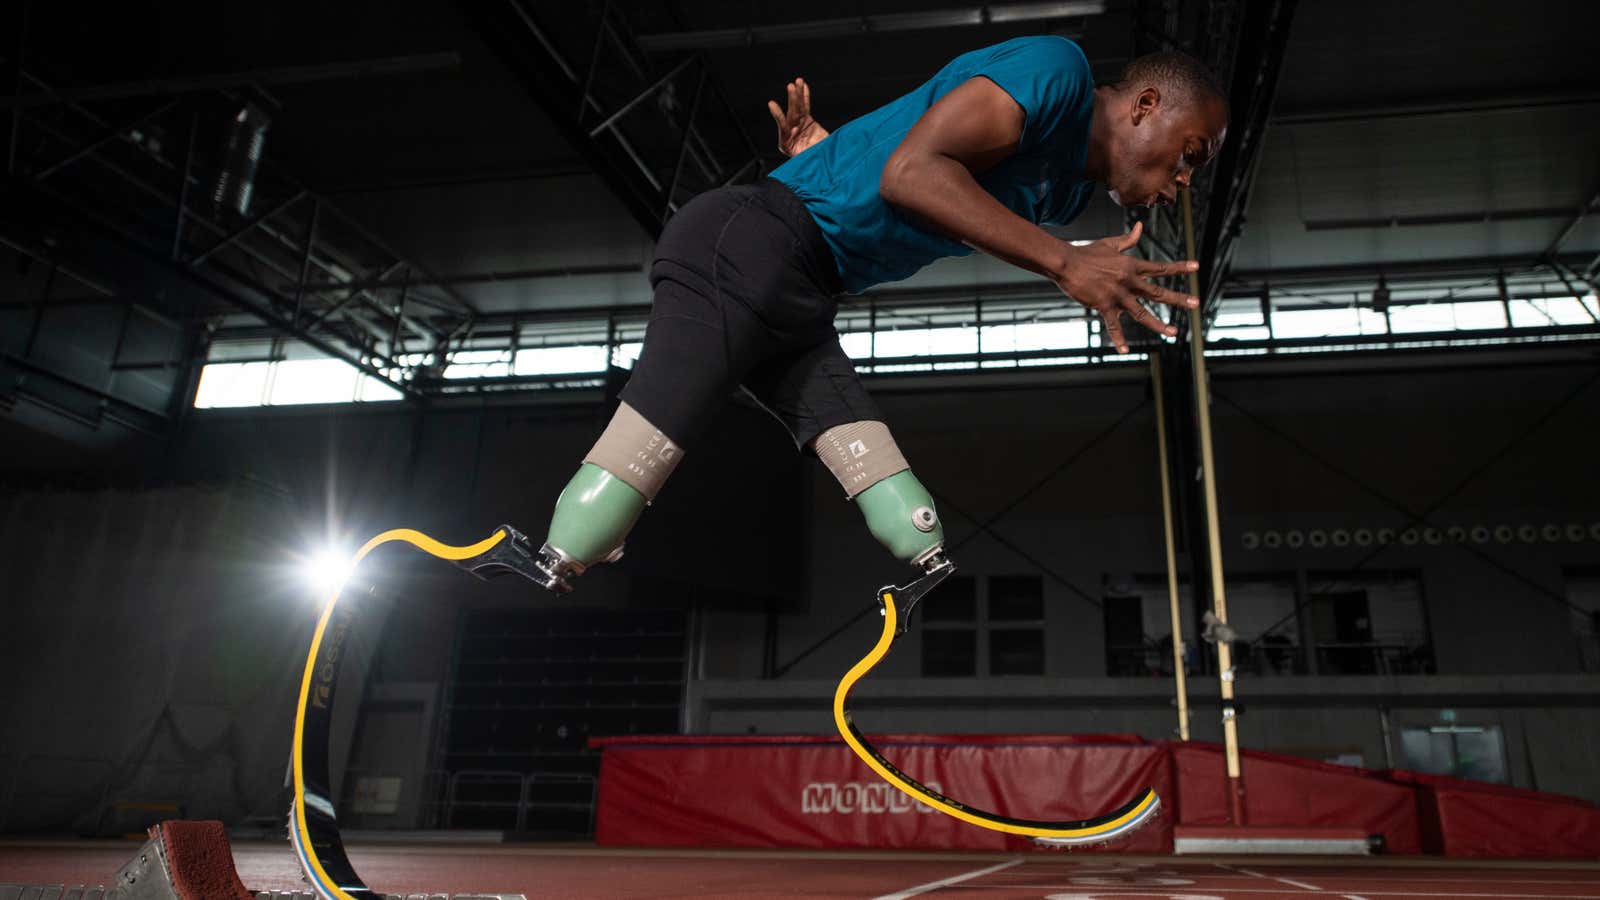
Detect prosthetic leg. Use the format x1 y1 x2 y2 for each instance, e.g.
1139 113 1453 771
815 421 1164 845
531 414 942 594
813 420 948 575
527 402 681 593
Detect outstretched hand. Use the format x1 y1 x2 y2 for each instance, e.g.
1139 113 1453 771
767 77 830 158
1056 221 1200 354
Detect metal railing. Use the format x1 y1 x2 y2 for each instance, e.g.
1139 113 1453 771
442 769 598 835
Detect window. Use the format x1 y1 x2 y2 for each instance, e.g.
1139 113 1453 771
1102 573 1302 677
921 575 977 676
1306 571 1433 675
1399 724 1508 784
194 359 402 408
1270 306 1389 339
1223 576 1301 677
1508 296 1599 327
194 361 273 408
514 345 608 376
1210 305 1271 342
1387 300 1505 333
988 576 1045 676
1102 574 1194 677
919 575 1045 677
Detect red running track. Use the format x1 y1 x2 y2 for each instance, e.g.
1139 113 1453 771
3 840 1599 899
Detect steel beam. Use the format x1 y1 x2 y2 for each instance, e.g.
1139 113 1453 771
1197 0 1300 310
1544 261 1600 323
16 78 441 350
667 67 709 217
462 0 761 238
1273 89 1600 125
1539 184 1600 263
3 351 172 436
13 183 418 396
5 71 493 401
187 190 307 266
292 199 322 324
0 52 462 109
22 67 476 334
636 1 1105 51
289 262 643 292
20 145 410 374
171 111 198 261
466 0 669 235
1227 252 1593 288
31 99 180 180
1303 206 1588 232
586 54 698 139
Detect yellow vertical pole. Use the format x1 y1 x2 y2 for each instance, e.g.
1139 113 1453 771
1180 186 1245 824
1149 353 1190 741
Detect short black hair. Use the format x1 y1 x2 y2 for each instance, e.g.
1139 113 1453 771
1117 50 1228 113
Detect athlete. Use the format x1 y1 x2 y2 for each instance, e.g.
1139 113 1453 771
524 37 1229 593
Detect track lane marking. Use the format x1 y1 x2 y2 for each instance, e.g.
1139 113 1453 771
1217 863 1322 892
1291 877 1600 886
904 888 1600 898
874 857 1025 899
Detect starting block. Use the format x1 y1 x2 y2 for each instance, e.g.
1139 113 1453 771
0 820 526 900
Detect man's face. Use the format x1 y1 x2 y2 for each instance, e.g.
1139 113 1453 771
1105 88 1227 210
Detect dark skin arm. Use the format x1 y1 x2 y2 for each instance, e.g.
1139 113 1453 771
878 77 1198 353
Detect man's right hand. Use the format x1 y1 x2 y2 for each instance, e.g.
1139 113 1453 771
1055 221 1200 354
767 77 830 158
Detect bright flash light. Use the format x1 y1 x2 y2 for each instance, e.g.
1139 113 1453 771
303 548 355 595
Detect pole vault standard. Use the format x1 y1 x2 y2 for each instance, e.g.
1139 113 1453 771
1149 352 1191 742
1181 186 1245 824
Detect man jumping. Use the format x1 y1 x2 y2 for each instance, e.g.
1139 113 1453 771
523 36 1229 593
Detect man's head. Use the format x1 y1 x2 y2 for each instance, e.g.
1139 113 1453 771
1097 50 1229 210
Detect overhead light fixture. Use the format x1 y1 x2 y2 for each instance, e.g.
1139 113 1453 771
212 102 272 218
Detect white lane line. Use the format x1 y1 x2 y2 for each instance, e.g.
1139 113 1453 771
1343 894 1372 900
884 888 1600 898
1217 862 1322 892
874 857 1025 900
1316 878 1600 886
1269 874 1326 892
1312 883 1600 890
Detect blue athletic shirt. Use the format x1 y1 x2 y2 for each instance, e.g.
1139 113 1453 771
771 36 1097 295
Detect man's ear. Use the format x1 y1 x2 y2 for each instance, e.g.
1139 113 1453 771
1130 87 1161 125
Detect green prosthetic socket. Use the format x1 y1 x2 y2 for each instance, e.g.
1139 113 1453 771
546 463 647 566
853 469 945 566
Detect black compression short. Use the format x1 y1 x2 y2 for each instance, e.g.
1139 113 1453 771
620 178 881 452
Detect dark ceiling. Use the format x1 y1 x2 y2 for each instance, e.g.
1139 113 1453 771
10 0 1600 321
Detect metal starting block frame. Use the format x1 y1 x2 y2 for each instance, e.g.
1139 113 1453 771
0 818 527 900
